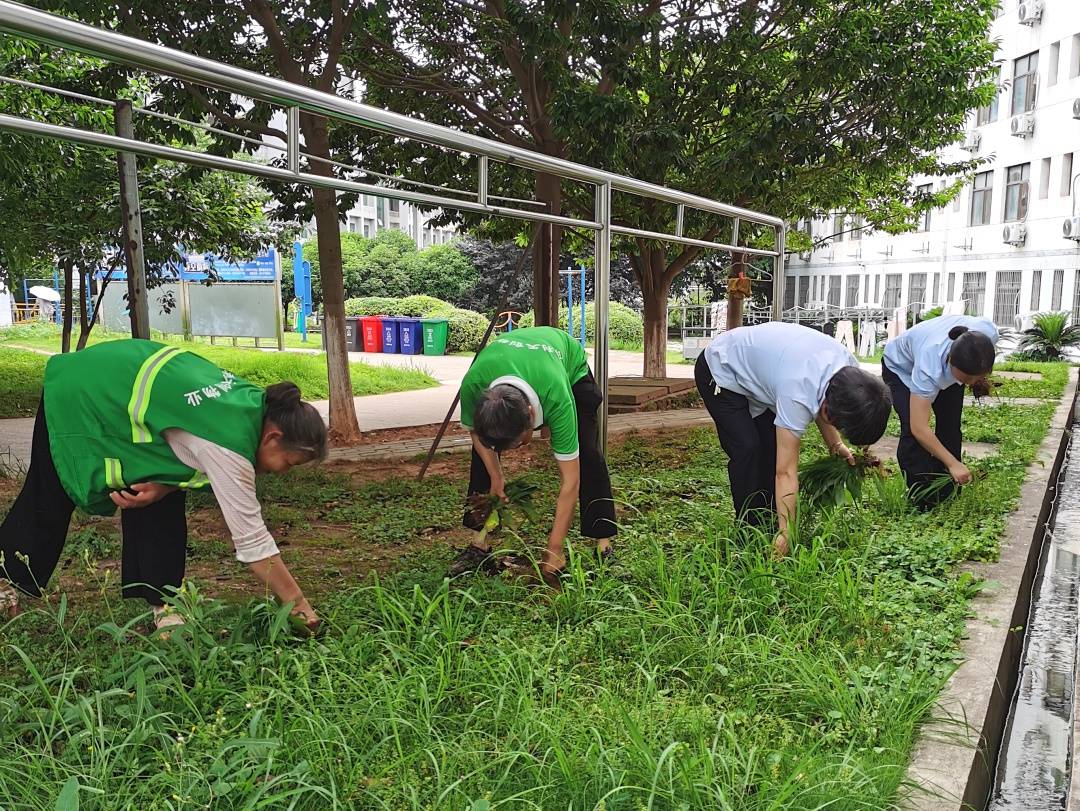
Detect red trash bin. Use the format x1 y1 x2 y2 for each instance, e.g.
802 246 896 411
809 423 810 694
359 316 384 352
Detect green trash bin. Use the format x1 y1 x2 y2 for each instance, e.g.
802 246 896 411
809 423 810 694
421 317 449 356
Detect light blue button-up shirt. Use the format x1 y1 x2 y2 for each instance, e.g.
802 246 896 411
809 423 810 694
703 322 858 437
883 314 999 401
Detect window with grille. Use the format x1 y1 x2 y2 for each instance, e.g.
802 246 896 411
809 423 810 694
864 274 870 302
1004 163 1030 222
931 273 941 304
846 275 860 307
1053 269 1064 310
850 216 864 241
828 276 841 307
1074 271 1080 324
784 278 797 310
883 274 902 309
908 273 927 309
917 184 933 231
874 274 881 303
970 171 994 226
832 214 846 241
1031 270 1042 311
993 271 1022 326
962 272 987 316
1011 51 1039 116
947 274 956 301
797 276 809 307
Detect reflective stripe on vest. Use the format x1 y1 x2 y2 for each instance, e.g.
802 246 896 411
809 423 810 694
104 457 126 490
127 346 182 443
178 471 210 489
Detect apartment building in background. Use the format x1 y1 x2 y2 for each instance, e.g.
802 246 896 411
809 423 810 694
788 0 1080 329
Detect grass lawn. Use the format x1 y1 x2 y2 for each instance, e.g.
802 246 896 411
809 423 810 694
0 325 436 418
0 364 1066 808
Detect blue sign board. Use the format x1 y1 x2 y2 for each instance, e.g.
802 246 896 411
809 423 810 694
96 248 278 282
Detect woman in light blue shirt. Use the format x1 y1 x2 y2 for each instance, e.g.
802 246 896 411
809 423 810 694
881 314 998 508
695 322 892 555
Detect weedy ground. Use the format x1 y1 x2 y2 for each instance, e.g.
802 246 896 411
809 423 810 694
0 363 1066 810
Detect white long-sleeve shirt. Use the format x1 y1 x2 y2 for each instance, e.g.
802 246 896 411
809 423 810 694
163 428 279 563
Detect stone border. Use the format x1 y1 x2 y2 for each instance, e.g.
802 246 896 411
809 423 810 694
905 367 1079 810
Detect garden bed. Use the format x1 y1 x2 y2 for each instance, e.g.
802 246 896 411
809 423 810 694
0 364 1070 809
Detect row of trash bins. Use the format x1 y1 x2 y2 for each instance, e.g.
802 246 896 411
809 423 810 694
343 315 450 355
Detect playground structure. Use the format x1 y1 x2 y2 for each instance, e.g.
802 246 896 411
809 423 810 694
0 0 786 448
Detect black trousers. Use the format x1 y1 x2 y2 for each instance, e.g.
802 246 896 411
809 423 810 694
695 353 777 523
0 398 188 606
881 361 964 508
463 371 617 540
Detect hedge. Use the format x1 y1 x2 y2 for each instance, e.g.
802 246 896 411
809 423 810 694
343 295 488 353
517 301 644 346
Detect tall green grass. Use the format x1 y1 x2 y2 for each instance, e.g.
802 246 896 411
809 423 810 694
0 393 1057 809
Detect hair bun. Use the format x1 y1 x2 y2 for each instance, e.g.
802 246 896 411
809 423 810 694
265 381 302 409
947 325 970 340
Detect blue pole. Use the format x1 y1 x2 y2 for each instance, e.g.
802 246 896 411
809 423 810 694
292 240 307 342
579 265 586 347
52 269 61 324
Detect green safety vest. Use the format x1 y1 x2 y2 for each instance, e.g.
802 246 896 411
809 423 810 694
43 339 266 515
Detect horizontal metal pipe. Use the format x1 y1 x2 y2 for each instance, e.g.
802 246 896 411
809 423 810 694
0 0 783 230
0 113 602 232
610 223 780 259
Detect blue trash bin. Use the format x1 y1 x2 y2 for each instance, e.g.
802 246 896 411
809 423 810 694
397 317 424 355
381 317 400 353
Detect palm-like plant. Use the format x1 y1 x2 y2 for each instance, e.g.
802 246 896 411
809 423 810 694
1018 311 1080 361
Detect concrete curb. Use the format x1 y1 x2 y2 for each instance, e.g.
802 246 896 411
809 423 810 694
904 367 1079 810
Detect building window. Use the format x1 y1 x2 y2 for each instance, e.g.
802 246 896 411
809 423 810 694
874 274 881 304
931 273 941 304
1049 41 1061 87
362 223 370 238
850 215 864 241
846 275 860 307
362 194 374 207
863 274 870 304
828 276 841 308
1052 269 1064 310
784 278 797 310
1011 51 1039 117
1004 163 1030 223
798 276 809 308
947 273 956 302
909 273 927 309
917 184 933 231
832 214 846 242
970 171 993 226
962 272 987 317
883 274 902 309
1040 158 1052 200
1072 35 1080 80
1074 272 1080 325
388 198 400 212
1031 269 1042 311
1062 153 1075 197
348 216 361 233
993 271 1022 326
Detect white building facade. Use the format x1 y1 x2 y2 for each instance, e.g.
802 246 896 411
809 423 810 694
341 195 457 249
787 0 1080 329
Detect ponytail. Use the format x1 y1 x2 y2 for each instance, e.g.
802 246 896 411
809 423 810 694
264 382 328 462
947 326 995 376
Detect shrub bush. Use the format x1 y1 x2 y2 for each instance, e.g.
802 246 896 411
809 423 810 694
517 301 644 346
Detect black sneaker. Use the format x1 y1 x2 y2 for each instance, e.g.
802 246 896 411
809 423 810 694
447 545 497 577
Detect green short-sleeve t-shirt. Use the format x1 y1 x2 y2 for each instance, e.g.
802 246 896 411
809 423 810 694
460 326 590 461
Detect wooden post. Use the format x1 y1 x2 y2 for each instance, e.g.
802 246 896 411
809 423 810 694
115 99 150 339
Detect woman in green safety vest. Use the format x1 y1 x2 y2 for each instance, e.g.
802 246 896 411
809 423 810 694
0 339 328 632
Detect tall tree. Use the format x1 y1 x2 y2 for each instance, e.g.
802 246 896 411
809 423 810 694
34 0 379 441
350 0 997 376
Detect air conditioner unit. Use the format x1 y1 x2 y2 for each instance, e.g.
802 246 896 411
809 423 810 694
1018 0 1043 25
1064 216 1080 241
1010 113 1035 138
1003 223 1027 246
1073 98 1080 120
961 131 981 152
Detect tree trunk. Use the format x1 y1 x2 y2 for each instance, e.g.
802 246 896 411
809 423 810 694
303 114 361 444
726 250 749 330
60 259 74 353
640 249 671 378
532 172 562 326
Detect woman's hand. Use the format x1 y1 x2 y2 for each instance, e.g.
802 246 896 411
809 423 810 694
489 476 508 503
949 461 973 485
830 441 856 465
109 482 175 509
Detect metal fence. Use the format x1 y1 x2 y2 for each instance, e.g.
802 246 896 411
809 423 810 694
0 0 786 447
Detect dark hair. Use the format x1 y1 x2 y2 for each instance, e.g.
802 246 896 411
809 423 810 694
824 367 892 446
264 382 328 462
473 384 532 452
947 325 995 376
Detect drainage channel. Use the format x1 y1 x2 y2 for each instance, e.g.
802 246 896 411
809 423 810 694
988 429 1080 811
